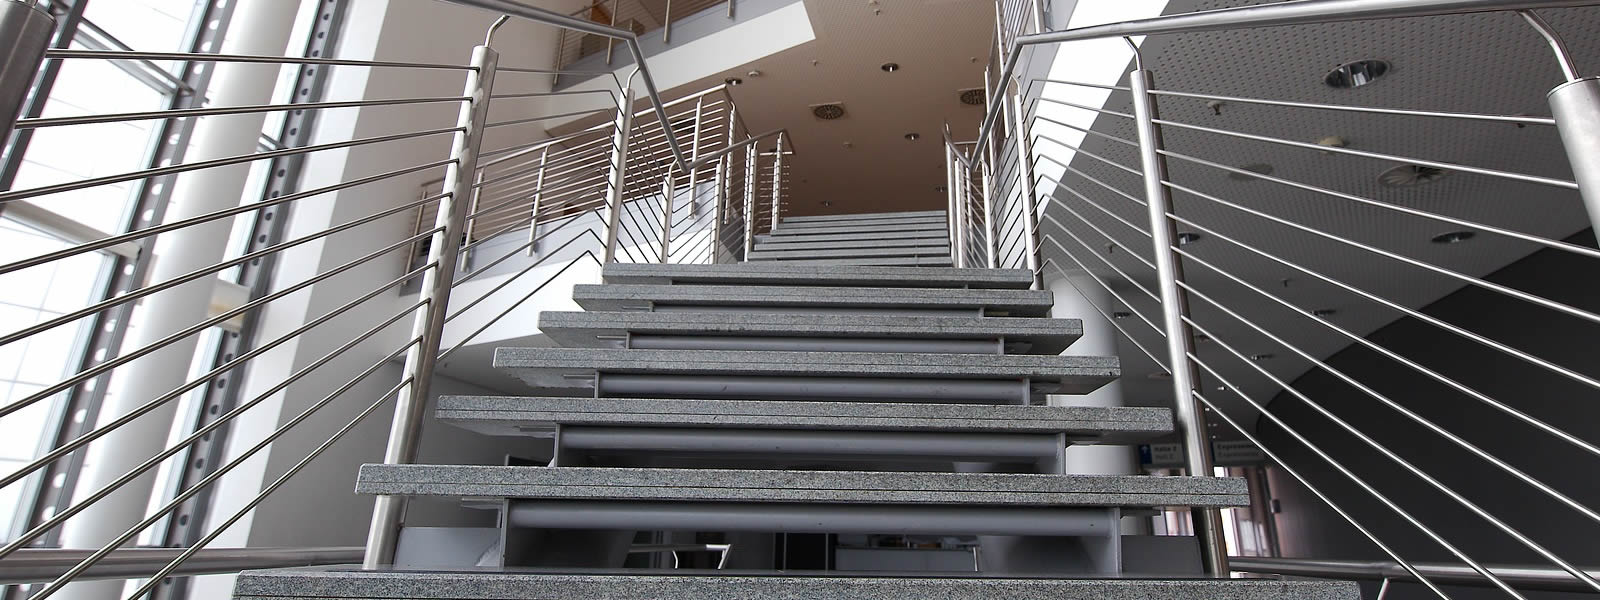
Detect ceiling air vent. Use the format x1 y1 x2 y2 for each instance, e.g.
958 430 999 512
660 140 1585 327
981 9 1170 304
811 102 846 120
1379 164 1449 187
959 88 986 106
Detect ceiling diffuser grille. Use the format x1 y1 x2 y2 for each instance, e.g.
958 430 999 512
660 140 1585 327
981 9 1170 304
811 103 846 120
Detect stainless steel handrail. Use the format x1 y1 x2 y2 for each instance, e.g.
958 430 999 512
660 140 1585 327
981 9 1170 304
970 0 1600 161
438 0 694 171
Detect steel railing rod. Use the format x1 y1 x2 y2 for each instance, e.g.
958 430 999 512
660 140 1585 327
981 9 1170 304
1039 233 1163 334
1041 216 1161 306
0 225 441 488
1156 146 1600 261
0 191 447 356
1036 95 1135 120
0 546 364 585
1180 316 1533 600
443 227 603 327
1036 77 1131 92
0 159 454 276
1035 148 1146 205
0 126 462 203
1231 556 1600 592
121 371 421 600
1169 230 1600 527
0 288 429 558
489 89 615 100
14 97 469 129
1156 117 1576 189
485 107 614 130
1148 88 1557 125
451 210 592 287
45 48 476 70
1041 259 1166 364
1170 202 1600 404
1159 177 1600 328
1033 114 1142 152
1039 174 1154 248
438 250 601 361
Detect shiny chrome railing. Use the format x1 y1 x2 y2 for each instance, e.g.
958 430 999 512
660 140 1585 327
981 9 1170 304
0 0 784 596
954 0 1600 593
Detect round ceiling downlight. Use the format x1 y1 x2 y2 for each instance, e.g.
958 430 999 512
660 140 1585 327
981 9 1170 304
1325 60 1390 88
1379 164 1449 187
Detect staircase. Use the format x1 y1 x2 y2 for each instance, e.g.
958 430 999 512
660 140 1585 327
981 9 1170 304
234 211 1357 599
748 210 955 266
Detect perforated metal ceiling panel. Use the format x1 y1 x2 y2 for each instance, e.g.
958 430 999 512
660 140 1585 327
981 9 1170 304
1038 1 1600 434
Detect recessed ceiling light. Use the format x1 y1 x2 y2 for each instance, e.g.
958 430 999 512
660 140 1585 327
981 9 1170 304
935 185 947 193
1176 232 1203 246
1325 59 1390 88
880 62 900 72
904 133 921 141
724 77 742 86
747 70 762 78
959 88 986 106
1312 308 1338 317
1227 163 1273 181
811 103 846 120
1379 164 1449 187
1112 311 1132 319
1431 231 1476 244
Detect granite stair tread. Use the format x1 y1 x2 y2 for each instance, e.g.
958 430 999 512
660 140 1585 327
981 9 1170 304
747 246 951 261
492 348 1118 395
436 396 1171 442
748 256 955 266
536 311 1080 354
354 465 1248 507
751 237 948 251
572 284 1053 315
235 568 1360 600
755 230 952 244
765 222 947 236
781 209 947 223
599 263 1030 288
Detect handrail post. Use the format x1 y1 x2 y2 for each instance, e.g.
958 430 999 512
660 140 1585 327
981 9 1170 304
743 139 757 258
1008 79 1043 289
980 148 998 269
770 132 784 232
1548 78 1600 236
1127 61 1229 577
0 0 54 151
525 145 549 257
712 154 727 263
945 144 960 267
363 43 497 568
658 162 674 263
602 76 636 264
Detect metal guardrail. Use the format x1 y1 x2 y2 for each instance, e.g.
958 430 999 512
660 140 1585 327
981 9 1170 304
1230 557 1600 593
952 0 1600 592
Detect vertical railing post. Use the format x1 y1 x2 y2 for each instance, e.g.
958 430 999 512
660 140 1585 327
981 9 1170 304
1008 80 1043 289
945 143 960 267
712 154 727 263
743 139 757 257
602 74 637 264
663 0 674 43
685 97 705 218
364 43 498 568
1127 57 1229 577
0 0 55 148
658 162 675 263
525 145 549 257
981 146 999 269
770 132 784 233
1549 79 1600 237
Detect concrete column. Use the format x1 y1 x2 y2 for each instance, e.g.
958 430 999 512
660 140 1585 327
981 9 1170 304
59 2 300 598
1044 269 1147 535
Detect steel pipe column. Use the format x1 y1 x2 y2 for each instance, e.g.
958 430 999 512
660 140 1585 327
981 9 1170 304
364 43 498 568
0 0 53 149
1548 77 1600 237
1127 65 1228 576
601 76 637 264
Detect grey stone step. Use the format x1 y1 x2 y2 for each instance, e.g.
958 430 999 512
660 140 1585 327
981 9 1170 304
601 264 1032 288
437 396 1172 444
492 348 1118 397
355 465 1248 508
766 222 946 236
537 311 1081 354
747 246 950 261
756 230 950 244
572 284 1054 316
752 236 948 251
767 256 955 266
781 209 946 224
774 216 948 232
236 568 1360 600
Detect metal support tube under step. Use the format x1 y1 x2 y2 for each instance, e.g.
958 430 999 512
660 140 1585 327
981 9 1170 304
507 501 1118 536
557 427 1060 461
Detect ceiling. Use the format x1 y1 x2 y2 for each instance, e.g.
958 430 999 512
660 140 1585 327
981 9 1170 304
1036 1 1600 437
